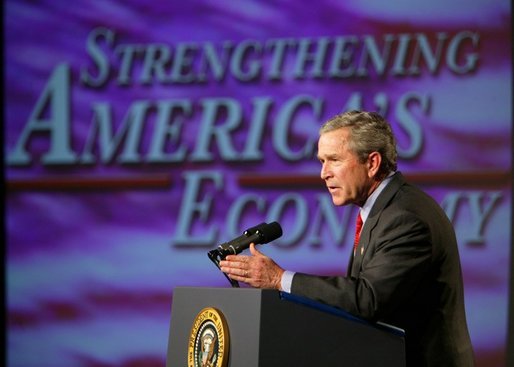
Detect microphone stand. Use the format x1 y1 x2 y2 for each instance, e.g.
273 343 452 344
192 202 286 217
207 248 240 288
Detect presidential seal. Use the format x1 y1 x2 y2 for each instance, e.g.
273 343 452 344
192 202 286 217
188 307 229 367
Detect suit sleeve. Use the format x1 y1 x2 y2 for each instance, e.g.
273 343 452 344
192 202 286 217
291 210 433 321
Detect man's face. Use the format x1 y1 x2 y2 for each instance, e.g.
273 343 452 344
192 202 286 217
317 128 372 207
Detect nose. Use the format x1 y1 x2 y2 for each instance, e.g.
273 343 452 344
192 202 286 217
320 162 332 180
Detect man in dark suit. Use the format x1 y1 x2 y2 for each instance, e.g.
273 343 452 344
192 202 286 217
220 110 475 366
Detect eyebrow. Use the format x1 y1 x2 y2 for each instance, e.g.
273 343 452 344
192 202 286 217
317 153 339 161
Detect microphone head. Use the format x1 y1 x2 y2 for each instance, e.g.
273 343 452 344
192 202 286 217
258 221 283 243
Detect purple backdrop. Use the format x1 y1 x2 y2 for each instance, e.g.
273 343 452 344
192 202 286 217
5 1 512 366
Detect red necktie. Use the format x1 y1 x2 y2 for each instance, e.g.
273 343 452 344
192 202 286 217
353 212 363 254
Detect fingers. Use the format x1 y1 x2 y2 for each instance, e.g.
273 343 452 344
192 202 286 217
219 244 273 287
220 255 250 279
220 255 248 269
220 265 250 284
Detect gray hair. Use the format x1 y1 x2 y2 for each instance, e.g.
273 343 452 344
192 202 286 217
320 110 397 177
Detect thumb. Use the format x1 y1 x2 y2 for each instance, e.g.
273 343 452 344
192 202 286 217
249 243 262 256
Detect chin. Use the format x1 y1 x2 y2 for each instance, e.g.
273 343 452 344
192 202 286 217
331 197 346 206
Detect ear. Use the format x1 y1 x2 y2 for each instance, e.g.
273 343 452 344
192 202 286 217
367 151 382 178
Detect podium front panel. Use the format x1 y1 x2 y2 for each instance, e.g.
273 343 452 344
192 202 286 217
166 287 405 367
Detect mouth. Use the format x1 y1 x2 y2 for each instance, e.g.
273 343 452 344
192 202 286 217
327 185 340 193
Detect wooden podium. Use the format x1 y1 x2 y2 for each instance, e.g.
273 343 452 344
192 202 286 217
166 287 405 367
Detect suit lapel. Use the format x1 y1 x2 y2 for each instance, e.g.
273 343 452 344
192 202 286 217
349 172 406 277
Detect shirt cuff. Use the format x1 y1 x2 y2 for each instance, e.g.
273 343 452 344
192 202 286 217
280 270 295 293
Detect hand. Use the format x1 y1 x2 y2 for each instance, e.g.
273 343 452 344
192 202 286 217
219 243 284 290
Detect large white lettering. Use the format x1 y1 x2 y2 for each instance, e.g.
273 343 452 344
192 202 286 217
78 28 480 86
7 91 426 166
7 63 76 165
171 173 501 248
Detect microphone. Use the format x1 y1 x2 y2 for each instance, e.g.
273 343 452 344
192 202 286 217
217 221 282 257
218 222 282 256
207 221 283 287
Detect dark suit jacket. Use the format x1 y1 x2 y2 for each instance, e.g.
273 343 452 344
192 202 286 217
291 172 475 366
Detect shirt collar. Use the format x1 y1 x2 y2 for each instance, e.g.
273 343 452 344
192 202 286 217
360 172 395 223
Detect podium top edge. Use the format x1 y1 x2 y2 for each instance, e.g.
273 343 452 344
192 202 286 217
279 291 405 337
